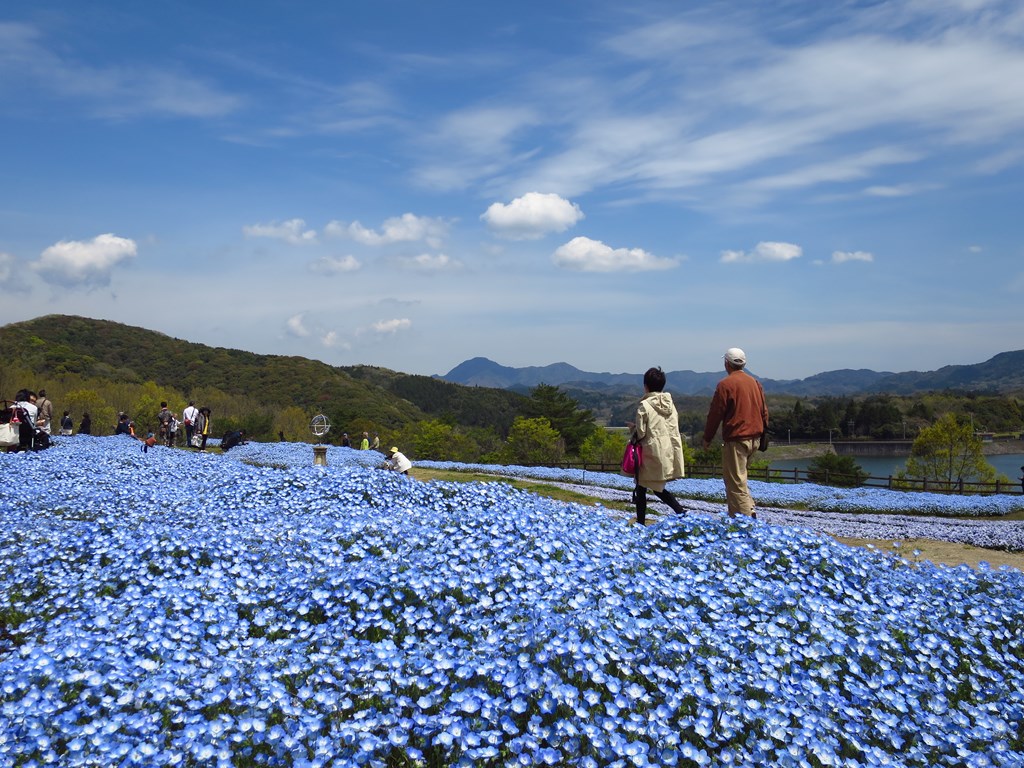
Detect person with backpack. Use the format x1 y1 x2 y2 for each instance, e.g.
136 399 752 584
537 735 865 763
35 389 53 435
157 402 173 444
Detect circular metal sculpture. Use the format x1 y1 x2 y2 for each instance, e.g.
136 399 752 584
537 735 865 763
310 415 331 466
310 414 331 441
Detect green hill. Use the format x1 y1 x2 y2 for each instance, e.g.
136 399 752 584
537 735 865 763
0 315 525 440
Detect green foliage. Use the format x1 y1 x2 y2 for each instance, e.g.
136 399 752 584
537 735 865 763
405 419 483 462
902 413 997 485
693 443 722 467
579 429 628 465
501 416 564 465
274 406 313 442
807 452 869 487
523 384 597 455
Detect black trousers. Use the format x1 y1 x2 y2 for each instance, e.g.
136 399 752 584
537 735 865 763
633 485 685 523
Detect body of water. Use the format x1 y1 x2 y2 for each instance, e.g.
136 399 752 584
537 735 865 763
772 453 1024 484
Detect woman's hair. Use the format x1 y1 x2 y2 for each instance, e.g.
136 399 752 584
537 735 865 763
643 367 666 392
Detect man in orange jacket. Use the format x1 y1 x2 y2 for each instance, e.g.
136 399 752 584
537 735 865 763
703 347 769 518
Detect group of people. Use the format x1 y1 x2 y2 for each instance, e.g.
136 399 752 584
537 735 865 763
114 401 213 452
162 401 213 450
338 430 410 474
628 347 769 525
340 431 380 451
4 389 55 452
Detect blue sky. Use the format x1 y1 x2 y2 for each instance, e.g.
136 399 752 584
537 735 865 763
2 0 1022 381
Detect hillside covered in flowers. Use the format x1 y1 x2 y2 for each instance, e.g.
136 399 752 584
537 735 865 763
1 436 1022 766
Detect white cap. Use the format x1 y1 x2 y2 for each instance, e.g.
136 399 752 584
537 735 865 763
724 347 746 366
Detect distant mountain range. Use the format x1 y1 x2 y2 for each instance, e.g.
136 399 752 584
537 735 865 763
440 352 1024 396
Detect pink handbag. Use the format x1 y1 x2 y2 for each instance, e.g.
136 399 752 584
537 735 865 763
621 440 643 475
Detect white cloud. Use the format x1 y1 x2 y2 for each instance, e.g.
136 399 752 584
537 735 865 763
372 318 412 334
309 255 361 274
326 213 447 248
832 250 874 264
481 192 585 240
552 236 678 272
32 233 137 287
720 242 803 264
285 313 311 337
243 219 317 245
321 330 351 350
401 253 458 271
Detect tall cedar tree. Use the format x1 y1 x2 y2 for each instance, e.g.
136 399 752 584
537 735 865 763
522 384 597 456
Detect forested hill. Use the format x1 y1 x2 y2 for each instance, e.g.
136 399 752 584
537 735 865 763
0 315 525 434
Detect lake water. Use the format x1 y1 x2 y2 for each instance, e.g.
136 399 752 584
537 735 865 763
772 453 1024 483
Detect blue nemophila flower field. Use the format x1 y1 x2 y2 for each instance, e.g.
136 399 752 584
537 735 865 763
2 437 1023 767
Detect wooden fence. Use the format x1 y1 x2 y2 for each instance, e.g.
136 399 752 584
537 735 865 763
546 462 1024 496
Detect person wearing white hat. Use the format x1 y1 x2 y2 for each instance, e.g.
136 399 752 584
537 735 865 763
702 347 769 518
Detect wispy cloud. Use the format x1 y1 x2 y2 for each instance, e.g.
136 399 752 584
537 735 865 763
721 242 802 264
244 219 317 245
371 318 412 334
399 253 459 271
326 214 448 249
832 250 874 264
0 22 242 119
309 255 361 274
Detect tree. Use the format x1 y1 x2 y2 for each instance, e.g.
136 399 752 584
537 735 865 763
502 416 564 465
523 384 596 456
408 419 480 462
807 452 868 487
274 406 314 442
902 413 996 486
854 395 903 439
579 429 628 466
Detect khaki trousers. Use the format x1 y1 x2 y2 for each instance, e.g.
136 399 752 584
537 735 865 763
722 438 759 516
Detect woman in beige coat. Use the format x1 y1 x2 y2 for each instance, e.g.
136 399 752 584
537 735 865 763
628 367 686 524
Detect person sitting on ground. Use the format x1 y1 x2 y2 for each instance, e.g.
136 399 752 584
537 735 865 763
383 446 412 475
115 414 133 436
220 429 247 452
